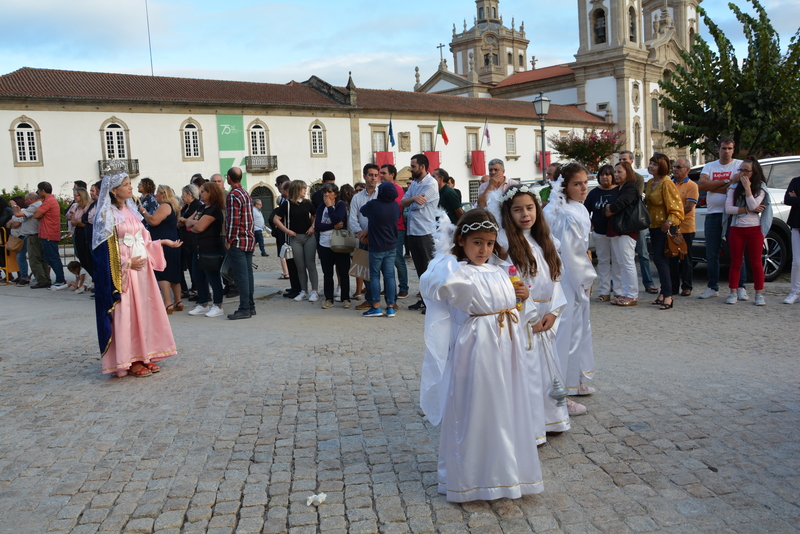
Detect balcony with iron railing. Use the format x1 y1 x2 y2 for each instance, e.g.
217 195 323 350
246 155 278 173
98 159 139 177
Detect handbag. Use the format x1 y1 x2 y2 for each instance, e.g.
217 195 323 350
278 200 294 259
5 235 24 252
220 253 236 284
197 252 223 271
330 228 357 253
663 229 688 259
348 247 370 281
611 197 651 234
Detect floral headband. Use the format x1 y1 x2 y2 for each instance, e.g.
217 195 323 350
460 220 499 234
500 185 533 203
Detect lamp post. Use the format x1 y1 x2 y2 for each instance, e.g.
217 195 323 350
532 91 550 183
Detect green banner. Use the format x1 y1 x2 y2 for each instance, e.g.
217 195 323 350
217 115 245 151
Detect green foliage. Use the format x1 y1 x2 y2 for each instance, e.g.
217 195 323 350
659 0 800 158
548 128 626 173
0 185 31 202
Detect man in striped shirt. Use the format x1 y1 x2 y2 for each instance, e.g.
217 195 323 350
225 167 256 320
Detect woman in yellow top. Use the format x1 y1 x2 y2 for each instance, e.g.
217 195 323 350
645 153 684 310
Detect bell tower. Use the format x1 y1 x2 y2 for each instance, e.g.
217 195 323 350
475 0 500 22
577 0 645 55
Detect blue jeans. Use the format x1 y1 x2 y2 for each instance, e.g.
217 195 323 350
255 230 266 255
636 230 654 288
191 252 223 306
41 238 65 284
705 213 745 291
227 246 254 312
16 236 28 279
369 249 397 307
649 229 673 297
395 230 408 293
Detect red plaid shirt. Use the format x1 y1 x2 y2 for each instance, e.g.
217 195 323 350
225 184 255 251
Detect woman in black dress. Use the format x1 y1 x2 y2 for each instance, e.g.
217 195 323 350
178 184 204 300
140 185 183 313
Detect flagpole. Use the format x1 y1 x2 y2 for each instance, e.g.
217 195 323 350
433 116 438 152
480 118 487 150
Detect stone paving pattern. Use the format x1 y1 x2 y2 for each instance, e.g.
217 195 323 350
1 254 799 533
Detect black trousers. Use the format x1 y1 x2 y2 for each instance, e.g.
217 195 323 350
318 245 351 302
407 234 434 298
669 232 695 293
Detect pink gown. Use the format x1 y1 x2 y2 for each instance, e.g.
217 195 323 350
102 207 177 376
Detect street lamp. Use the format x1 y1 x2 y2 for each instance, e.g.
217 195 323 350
532 91 550 184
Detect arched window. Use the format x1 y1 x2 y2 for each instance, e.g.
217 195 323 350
102 119 129 160
507 52 512 65
248 121 269 156
689 27 695 44
309 120 327 157
492 7 496 18
12 117 42 165
629 7 637 42
594 9 607 44
518 54 524 67
181 119 203 161
478 7 484 19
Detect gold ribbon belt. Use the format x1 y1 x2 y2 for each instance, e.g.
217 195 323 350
471 308 519 340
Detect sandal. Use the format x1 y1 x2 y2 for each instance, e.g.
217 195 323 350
646 286 659 294
172 300 184 312
129 363 152 378
165 304 174 315
680 289 692 296
659 297 674 310
652 295 664 306
143 362 161 373
278 273 290 280
595 294 610 302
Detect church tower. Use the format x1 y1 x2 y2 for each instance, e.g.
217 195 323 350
448 0 530 85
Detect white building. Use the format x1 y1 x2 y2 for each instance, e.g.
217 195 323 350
1 67 605 209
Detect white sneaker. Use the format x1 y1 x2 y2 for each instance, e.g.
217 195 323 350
698 288 718 299
576 383 596 395
75 286 85 294
737 287 749 301
725 293 737 304
51 283 68 291
783 293 800 304
293 290 308 301
205 305 224 317
188 304 209 315
567 398 587 416
308 291 319 303
754 294 766 306
334 286 341 298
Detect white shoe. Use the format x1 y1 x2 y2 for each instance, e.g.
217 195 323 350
205 305 224 317
698 288 718 299
51 283 68 291
293 290 308 301
334 286 341 298
754 294 766 306
737 287 749 301
567 398 587 416
308 291 319 303
725 293 737 304
75 286 85 294
783 293 800 304
576 383 596 395
188 304 209 315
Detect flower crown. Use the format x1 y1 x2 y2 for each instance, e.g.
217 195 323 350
500 184 532 203
460 220 499 234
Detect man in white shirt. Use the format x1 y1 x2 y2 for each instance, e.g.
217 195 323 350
697 138 746 299
253 199 268 257
350 164 381 310
401 154 439 312
476 159 519 207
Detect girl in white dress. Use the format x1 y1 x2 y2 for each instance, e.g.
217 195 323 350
420 209 543 503
494 186 571 440
543 163 597 415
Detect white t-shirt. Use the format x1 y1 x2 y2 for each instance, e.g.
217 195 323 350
76 267 92 288
701 159 742 214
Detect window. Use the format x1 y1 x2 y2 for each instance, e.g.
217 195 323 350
479 7 484 19
419 125 434 152
466 127 479 164
12 118 42 166
594 9 607 44
370 124 388 153
651 98 660 130
505 129 516 154
518 54 524 67
507 53 512 65
249 122 269 156
629 7 637 42
766 161 800 189
309 120 327 157
483 53 499 66
101 119 130 160
181 119 203 161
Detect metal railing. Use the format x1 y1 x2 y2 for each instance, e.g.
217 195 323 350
98 159 139 177
246 155 278 173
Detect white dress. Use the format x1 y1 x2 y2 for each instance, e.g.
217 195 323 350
420 255 544 502
543 200 597 393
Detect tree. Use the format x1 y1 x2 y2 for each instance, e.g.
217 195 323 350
547 128 626 173
659 0 800 158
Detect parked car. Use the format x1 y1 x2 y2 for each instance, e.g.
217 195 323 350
688 155 800 282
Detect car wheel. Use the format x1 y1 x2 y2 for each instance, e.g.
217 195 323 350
762 230 788 283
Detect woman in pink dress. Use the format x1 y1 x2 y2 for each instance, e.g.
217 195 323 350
92 172 181 378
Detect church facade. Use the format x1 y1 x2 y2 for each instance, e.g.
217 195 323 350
417 0 702 167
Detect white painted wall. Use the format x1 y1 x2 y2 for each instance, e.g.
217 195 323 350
511 88 578 106
584 76 616 119
429 79 461 92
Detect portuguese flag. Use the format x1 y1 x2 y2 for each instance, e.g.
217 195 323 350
437 118 449 145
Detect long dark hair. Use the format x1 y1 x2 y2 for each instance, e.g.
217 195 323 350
734 156 766 205
451 209 507 262
501 190 561 281
557 162 589 197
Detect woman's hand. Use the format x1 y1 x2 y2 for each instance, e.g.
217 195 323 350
513 281 529 302
161 239 182 248
305 226 315 235
129 256 146 271
333 221 344 230
531 313 557 333
741 174 751 192
323 196 335 208
660 221 671 233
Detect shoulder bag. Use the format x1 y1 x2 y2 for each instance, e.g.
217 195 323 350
279 201 293 259
663 229 688 259
611 184 651 234
5 234 24 252
329 203 357 253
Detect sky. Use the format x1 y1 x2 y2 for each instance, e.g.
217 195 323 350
1 0 798 91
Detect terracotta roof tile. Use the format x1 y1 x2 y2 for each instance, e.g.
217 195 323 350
0 67 343 107
495 65 575 88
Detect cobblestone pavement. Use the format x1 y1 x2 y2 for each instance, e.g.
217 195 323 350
1 251 799 533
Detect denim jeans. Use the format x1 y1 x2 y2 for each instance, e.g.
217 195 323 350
41 238 65 284
394 230 409 293
255 230 266 255
191 252 224 306
369 249 397 307
16 236 29 279
636 230 654 288
227 246 254 312
705 213 745 291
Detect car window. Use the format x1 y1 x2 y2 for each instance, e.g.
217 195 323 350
766 162 800 190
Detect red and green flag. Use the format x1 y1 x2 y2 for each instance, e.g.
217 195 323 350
437 118 449 145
